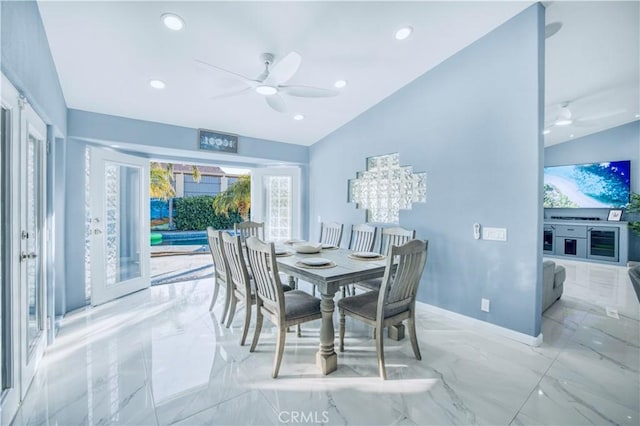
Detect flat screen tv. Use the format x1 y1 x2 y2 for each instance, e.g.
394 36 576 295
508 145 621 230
543 160 630 208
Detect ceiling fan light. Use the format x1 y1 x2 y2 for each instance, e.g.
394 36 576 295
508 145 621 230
555 119 573 126
334 80 347 89
293 114 305 121
161 13 184 31
395 26 413 40
255 85 278 96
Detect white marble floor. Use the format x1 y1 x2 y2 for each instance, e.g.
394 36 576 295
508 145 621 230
14 259 639 425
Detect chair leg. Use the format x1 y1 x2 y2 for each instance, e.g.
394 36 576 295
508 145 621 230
225 295 237 328
408 312 422 361
339 309 345 352
240 301 252 346
209 275 220 311
375 325 387 380
297 324 301 337
312 284 316 297
220 282 231 324
272 325 287 378
250 309 263 352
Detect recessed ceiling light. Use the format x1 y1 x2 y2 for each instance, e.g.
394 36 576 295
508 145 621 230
543 129 551 135
161 13 184 31
635 113 640 118
569 134 575 138
293 114 305 121
334 80 347 89
149 79 166 89
394 26 413 41
255 85 278 96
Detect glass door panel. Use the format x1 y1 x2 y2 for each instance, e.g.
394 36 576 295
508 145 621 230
90 149 149 306
251 167 301 242
25 133 43 356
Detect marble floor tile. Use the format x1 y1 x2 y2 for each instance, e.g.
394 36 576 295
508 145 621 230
13 258 639 426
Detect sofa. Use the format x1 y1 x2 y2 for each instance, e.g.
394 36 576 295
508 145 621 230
543 260 565 312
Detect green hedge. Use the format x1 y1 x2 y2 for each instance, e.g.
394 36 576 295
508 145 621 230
173 196 242 231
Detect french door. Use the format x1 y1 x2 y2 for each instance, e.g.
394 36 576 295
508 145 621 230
89 149 149 306
1 74 48 424
250 167 301 242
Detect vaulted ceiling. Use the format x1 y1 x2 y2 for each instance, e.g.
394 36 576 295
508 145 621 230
37 1 638 147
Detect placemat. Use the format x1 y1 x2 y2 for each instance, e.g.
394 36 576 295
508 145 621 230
347 254 385 261
295 261 337 269
275 251 294 257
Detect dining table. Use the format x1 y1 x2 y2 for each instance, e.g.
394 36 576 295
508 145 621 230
275 246 387 375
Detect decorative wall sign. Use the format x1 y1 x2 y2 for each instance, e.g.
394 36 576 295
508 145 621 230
348 153 426 224
198 129 238 153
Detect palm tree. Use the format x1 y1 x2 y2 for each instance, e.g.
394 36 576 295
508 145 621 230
213 175 251 220
150 162 175 200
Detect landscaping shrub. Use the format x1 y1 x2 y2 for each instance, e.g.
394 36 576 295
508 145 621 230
173 196 242 230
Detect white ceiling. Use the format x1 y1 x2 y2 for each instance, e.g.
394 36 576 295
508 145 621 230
544 1 639 146
37 1 639 148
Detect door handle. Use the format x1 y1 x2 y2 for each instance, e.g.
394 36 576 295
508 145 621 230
20 252 37 261
93 229 103 235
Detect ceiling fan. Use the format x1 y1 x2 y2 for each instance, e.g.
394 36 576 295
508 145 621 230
545 100 627 130
195 52 338 113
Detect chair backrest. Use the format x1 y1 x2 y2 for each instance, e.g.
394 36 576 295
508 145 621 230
319 222 343 247
245 236 284 316
348 224 377 252
379 227 416 256
222 231 252 298
207 227 227 281
378 239 428 317
234 221 265 240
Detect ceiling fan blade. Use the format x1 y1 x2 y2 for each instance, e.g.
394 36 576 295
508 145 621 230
576 109 627 122
209 87 252 99
266 51 301 84
195 59 255 85
280 85 338 98
265 94 287 113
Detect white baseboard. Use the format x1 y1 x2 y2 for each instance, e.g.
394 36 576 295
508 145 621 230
417 302 543 347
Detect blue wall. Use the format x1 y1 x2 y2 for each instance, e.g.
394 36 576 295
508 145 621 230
67 109 308 165
1 0 67 134
545 121 640 260
1 0 68 319
309 5 545 337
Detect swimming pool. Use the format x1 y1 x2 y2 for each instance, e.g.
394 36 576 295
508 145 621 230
152 231 208 246
151 230 237 246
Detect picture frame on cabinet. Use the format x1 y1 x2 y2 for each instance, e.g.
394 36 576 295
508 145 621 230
607 209 623 221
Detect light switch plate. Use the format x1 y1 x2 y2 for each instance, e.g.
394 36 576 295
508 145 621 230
481 298 490 312
483 227 507 241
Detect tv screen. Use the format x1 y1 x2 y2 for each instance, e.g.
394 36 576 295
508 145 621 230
544 160 630 208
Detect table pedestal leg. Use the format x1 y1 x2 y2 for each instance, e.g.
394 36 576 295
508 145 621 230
388 323 405 340
316 292 337 375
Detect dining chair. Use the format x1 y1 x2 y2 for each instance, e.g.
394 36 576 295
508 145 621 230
348 224 377 252
342 224 378 296
221 232 256 346
338 239 428 379
206 227 231 323
245 236 322 378
357 227 416 292
234 220 265 240
319 222 343 247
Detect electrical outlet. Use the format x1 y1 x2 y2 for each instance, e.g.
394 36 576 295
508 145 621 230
481 298 490 312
